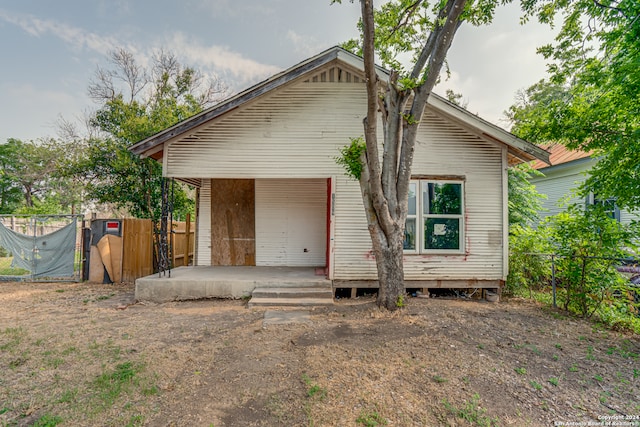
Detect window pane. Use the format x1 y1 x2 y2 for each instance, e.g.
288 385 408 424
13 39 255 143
424 218 460 250
425 183 462 215
408 182 417 216
404 218 416 250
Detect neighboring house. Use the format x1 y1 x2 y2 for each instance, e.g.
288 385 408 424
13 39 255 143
130 46 549 292
530 143 638 225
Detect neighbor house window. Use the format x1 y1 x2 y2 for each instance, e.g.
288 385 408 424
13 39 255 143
403 180 464 253
588 194 621 222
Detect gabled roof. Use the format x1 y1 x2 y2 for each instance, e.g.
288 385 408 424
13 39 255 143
130 46 550 165
530 143 592 170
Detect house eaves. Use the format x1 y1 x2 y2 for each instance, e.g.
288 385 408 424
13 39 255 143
425 95 550 165
130 46 550 166
129 46 387 157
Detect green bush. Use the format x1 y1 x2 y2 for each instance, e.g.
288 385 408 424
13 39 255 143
509 203 640 331
542 204 638 318
506 225 552 296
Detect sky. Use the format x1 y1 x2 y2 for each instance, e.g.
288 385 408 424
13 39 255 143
0 0 557 145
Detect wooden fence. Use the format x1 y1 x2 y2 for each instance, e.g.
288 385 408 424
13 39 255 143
114 216 195 283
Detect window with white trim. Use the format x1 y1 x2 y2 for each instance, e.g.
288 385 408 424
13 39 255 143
403 179 464 253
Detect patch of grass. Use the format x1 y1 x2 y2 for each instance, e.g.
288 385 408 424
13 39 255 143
599 391 612 405
302 374 327 400
0 265 30 275
586 346 595 360
555 343 562 350
92 361 142 409
514 367 527 375
46 357 65 369
443 394 499 427
569 364 579 372
127 414 145 426
95 293 115 301
432 375 448 383
57 388 78 404
530 380 542 391
548 377 559 386
32 413 63 426
593 374 604 382
356 409 388 427
1 326 25 351
553 354 559 361
55 289 65 293
633 369 639 379
61 346 77 356
142 385 159 396
8 355 29 369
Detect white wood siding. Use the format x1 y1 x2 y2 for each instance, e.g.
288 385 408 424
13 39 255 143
165 82 365 179
620 210 640 225
333 111 506 281
255 179 326 267
196 179 211 266
179 76 507 279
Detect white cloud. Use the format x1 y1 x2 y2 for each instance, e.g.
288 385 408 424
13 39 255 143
163 32 282 85
0 8 281 90
0 9 120 55
285 30 326 56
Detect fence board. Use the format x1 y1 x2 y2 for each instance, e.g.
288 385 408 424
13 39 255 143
122 218 154 283
120 218 194 282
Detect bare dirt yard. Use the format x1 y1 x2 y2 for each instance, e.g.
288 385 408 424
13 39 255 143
1 281 639 427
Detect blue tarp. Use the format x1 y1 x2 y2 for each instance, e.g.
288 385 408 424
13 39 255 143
0 219 76 278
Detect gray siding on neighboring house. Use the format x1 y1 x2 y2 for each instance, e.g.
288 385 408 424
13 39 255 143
532 158 640 225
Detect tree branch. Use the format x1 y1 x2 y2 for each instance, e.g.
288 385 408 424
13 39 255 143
361 0 396 237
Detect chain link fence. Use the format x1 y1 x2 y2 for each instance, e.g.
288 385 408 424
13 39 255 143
0 215 83 281
509 252 640 318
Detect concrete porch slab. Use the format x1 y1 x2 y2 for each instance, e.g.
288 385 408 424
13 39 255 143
134 266 330 303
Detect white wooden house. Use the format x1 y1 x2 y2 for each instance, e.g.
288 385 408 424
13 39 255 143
130 47 549 293
530 144 638 225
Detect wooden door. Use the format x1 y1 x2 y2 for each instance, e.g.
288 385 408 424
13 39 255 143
210 179 256 266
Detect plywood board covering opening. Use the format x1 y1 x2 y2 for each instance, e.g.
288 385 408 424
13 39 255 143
211 179 256 266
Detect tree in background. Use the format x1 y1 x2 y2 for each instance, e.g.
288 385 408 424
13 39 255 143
508 163 546 229
67 48 227 221
510 0 640 210
336 0 512 310
0 141 24 214
0 138 81 214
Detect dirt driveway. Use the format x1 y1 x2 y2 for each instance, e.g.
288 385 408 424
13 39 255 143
0 281 638 426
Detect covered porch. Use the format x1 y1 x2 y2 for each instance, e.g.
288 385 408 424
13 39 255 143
134 266 333 305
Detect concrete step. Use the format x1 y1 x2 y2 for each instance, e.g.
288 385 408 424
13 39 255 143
251 287 333 299
253 280 331 289
248 297 334 308
249 285 334 308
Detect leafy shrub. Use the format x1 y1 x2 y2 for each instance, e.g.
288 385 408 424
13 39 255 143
506 225 551 296
542 204 639 318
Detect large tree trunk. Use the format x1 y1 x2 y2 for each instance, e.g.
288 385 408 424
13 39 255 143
356 0 467 310
371 225 405 309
